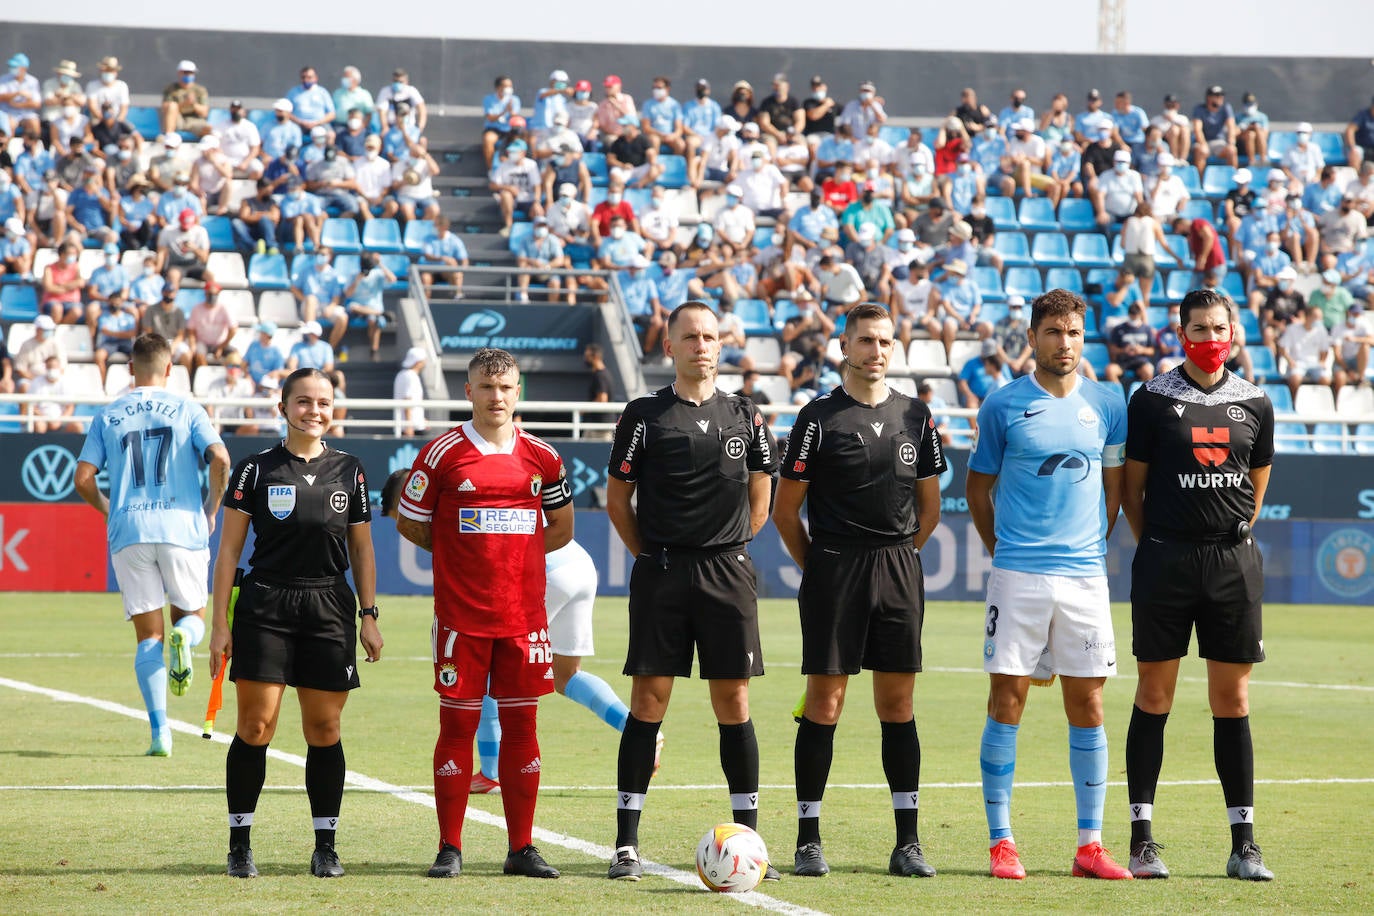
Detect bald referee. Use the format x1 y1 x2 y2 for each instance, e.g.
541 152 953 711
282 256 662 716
1122 287 1276 881
774 302 946 878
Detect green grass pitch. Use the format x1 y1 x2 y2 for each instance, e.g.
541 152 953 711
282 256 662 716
0 594 1369 914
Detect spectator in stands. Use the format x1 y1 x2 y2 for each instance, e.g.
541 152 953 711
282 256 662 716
1258 265 1303 347
757 73 803 151
956 337 1012 410
1104 301 1157 384
1345 95 1374 173
92 287 138 383
231 178 280 258
530 69 572 141
204 352 258 434
814 121 855 182
607 115 661 189
596 74 637 147
1153 302 1186 373
89 101 138 164
40 240 84 324
953 87 992 137
186 281 234 372
840 177 893 242
1093 149 1143 226
1169 211 1226 289
151 169 199 226
595 212 649 275
261 99 304 169
1319 193 1367 259
782 328 839 404
725 80 758 130
802 76 838 148
301 124 332 169
377 68 427 133
243 320 285 394
1032 92 1069 145
335 109 370 160
41 60 86 130
777 286 834 361
1234 91 1269 165
381 100 422 162
887 255 932 349
589 182 636 242
1281 122 1325 192
514 216 571 303
547 181 592 249
157 207 211 280
66 171 119 244
1246 230 1293 312
1348 162 1374 223
480 75 521 170
1282 193 1320 269
29 169 68 248
85 240 128 323
391 137 441 223
344 252 394 357
691 114 740 189
1332 303 1372 392
419 215 468 296
932 218 977 271
13 314 65 392
1046 138 1083 202
1146 152 1190 220
738 369 772 408
652 250 693 309
1223 168 1257 243
814 253 864 314
1311 267 1353 329
618 254 666 358
681 78 721 164
1120 199 1169 302
636 186 679 254
287 66 335 136
539 114 592 204
486 138 540 239
0 216 33 280
996 90 1033 138
391 346 428 437
291 246 348 342
1080 123 1121 187
712 184 757 248
787 189 837 259
912 197 955 251
287 320 334 372
48 99 90 163
998 118 1053 201
0 168 22 229
1100 266 1143 329
214 100 261 178
716 298 755 371
898 153 939 214
352 135 395 219
1 57 40 135
1074 89 1115 145
159 60 209 137
129 253 166 310
1112 91 1150 160
775 127 812 191
921 257 982 356
567 79 599 151
0 333 15 395
190 135 233 216
85 57 128 121
1150 93 1190 162
274 174 324 253
1277 305 1333 397
1190 84 1237 173
305 141 363 219
640 76 685 156
738 146 788 218
992 294 1033 375
138 278 192 371
1340 240 1374 306
26 355 80 433
332 67 374 129
843 223 891 297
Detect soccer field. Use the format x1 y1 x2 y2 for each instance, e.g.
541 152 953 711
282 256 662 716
0 594 1369 914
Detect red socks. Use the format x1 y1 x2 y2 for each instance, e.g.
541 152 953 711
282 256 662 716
496 698 541 851
434 699 481 849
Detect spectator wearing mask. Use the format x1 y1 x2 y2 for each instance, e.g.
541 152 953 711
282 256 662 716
607 116 661 189
591 182 639 242
652 250 694 310
420 215 469 295
1236 92 1270 165
725 80 758 131
376 68 426 133
1190 84 1238 173
232 178 281 257
191 135 233 215
393 346 429 437
1081 123 1123 186
47 94 91 159
1093 149 1144 226
802 76 838 148
1104 301 1156 383
1331 303 1372 393
90 101 139 165
41 240 85 324
0 216 33 280
547 181 592 247
1318 193 1367 259
158 207 211 280
998 118 1053 200
335 109 370 160
138 274 193 371
1258 265 1305 348
332 66 375 129
42 59 87 131
27 355 81 433
243 320 287 394
1047 138 1083 202
1074 89 1116 145
130 254 167 311
775 126 812 191
1282 194 1320 269
997 89 1034 138
595 74 637 146
355 135 396 218
1153 303 1186 373
481 75 522 169
953 87 993 137
93 288 139 384
514 216 571 303
305 141 364 219
205 352 259 434
619 255 666 358
945 153 984 217
788 190 839 258
1277 305 1333 397
0 54 42 128
844 223 893 300
291 247 348 342
85 57 129 121
262 99 304 166
1281 122 1325 191
691 115 740 189
636 186 679 254
713 184 756 249
956 337 1012 410
758 73 804 149
1222 168 1257 242
390 137 441 222
344 253 395 358
187 282 235 371
287 320 335 372
1145 152 1190 220
85 240 128 325
1311 267 1354 329
567 79 599 151
838 80 886 137
13 314 66 392
66 171 119 245
991 294 1033 375
489 139 542 238
159 60 210 137
1245 231 1293 312
219 100 264 178
738 147 788 218
814 121 855 182
639 76 686 156
287 66 335 135
921 258 981 357
531 69 573 141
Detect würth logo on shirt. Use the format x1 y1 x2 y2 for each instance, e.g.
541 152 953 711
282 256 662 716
1191 426 1230 466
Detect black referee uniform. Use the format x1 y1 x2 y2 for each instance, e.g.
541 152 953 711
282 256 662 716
225 444 372 690
1123 363 1276 879
605 382 778 872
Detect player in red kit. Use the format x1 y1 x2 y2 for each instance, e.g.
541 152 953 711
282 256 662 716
396 348 574 880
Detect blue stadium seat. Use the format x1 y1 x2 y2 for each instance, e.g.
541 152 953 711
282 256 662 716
380 253 411 290
362 218 405 254
993 231 1033 267
333 254 360 285
1274 422 1311 453
1082 341 1110 375
772 298 801 332
1218 235 1234 267
879 125 910 146
0 401 22 433
1201 166 1235 199
1085 268 1118 291
175 287 205 316
972 266 1005 302
1181 199 1215 225
1177 164 1203 194
1248 345 1276 381
507 222 534 254
920 127 941 148
1146 305 1170 329
1003 266 1044 299
321 218 362 254
1313 131 1346 166
1 284 40 322
1220 270 1245 301
247 253 290 289
1057 198 1098 232
203 216 235 252
1071 233 1113 268
1263 383 1293 413
622 187 652 215
586 187 608 208
1266 131 1296 163
656 155 688 189
984 197 1019 230
1164 271 1192 301
1017 198 1058 232
1238 307 1260 341
1031 232 1073 267
126 106 162 140
1147 271 1170 304
1164 234 1191 264
734 299 773 336
584 152 609 188
247 109 277 136
1045 267 1084 295
403 219 437 256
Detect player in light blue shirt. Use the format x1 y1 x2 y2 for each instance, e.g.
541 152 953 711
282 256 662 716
74 333 230 757
965 289 1131 881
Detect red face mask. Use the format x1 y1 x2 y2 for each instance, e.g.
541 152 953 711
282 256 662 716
1182 327 1232 373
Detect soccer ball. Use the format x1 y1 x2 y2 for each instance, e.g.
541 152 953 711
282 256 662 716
695 823 769 893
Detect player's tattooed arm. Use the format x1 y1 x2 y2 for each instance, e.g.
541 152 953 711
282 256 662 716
396 517 433 552
203 443 231 519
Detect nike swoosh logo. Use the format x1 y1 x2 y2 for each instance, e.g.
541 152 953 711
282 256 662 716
1107 661 1116 667
1023 409 1046 418
1086 780 1106 786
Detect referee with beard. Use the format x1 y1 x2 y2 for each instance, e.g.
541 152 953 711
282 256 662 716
604 300 779 883
773 302 946 879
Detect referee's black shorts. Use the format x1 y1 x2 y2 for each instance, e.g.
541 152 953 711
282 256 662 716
230 573 361 691
1131 534 1265 664
624 544 764 680
799 540 925 676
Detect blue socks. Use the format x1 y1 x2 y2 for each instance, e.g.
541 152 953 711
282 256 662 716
564 671 630 731
1069 724 1108 846
980 717 1019 843
135 638 168 745
173 614 205 647
477 694 501 780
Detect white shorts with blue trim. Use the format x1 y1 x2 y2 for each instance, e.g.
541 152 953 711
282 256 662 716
981 566 1116 678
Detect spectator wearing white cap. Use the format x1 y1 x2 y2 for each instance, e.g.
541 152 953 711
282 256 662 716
1190 84 1238 174
1281 122 1325 190
998 118 1054 201
1258 265 1304 348
1235 91 1269 165
1258 166 1289 217
619 254 667 358
532 69 573 140
0 216 33 280
837 80 886 138
332 66 375 129
515 216 572 303
191 134 234 215
286 66 336 135
288 320 335 372
14 314 66 392
1092 148 1144 225
713 183 756 248
244 320 286 394
738 146 789 218
640 76 686 156
1222 167 1257 242
0 53 41 126
261 99 303 165
690 114 741 189
547 182 592 246
538 113 592 204
393 346 429 437
1145 151 1190 220
159 60 210 137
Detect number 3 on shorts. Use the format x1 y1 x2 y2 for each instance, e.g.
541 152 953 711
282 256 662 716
985 605 999 638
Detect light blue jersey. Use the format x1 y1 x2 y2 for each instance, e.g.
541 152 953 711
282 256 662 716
79 387 222 555
968 374 1126 576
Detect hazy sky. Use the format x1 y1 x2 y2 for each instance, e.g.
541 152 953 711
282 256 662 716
10 1 1374 57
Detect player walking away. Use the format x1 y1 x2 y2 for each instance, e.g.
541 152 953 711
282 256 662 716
379 470 642 798
965 289 1133 881
74 333 231 757
395 348 574 880
1121 288 1276 881
773 303 946 879
604 301 779 882
209 368 383 879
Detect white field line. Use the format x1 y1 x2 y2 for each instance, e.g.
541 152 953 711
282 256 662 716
0 675 822 916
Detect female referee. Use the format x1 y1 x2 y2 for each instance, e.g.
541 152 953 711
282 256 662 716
209 367 384 879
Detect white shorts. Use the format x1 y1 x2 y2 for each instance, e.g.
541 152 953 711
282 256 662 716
111 543 210 619
545 542 597 657
610 163 652 186
982 567 1116 678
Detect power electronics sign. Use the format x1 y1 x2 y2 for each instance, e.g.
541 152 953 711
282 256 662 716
434 305 594 354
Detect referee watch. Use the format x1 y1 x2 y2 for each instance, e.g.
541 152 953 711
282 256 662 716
358 605 380 621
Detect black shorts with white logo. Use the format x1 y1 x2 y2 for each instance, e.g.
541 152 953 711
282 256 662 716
799 540 925 675
230 573 361 691
1131 534 1265 664
624 544 764 680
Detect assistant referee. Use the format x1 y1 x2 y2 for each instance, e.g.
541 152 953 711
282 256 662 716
604 301 779 882
773 303 946 879
1121 287 1276 881
209 367 383 879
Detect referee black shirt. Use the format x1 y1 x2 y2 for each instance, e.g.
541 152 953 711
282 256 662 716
1126 367 1274 537
225 443 371 580
608 385 778 548
780 387 946 542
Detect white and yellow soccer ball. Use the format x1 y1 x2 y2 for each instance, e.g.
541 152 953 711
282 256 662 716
695 823 769 893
